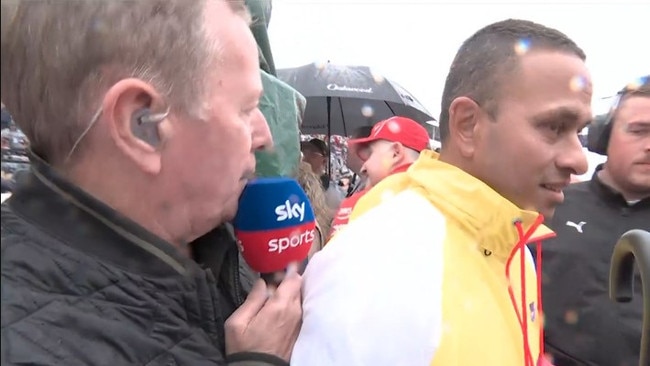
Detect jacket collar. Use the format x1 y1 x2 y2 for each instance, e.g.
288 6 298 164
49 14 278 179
390 162 412 175
8 151 234 278
589 164 650 208
407 151 553 258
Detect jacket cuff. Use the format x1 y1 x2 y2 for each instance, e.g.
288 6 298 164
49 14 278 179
226 352 290 366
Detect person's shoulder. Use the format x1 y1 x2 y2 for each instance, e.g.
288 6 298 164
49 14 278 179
345 189 446 241
2 204 130 306
2 206 226 365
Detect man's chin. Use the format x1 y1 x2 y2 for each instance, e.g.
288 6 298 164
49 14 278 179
538 206 556 223
222 204 238 223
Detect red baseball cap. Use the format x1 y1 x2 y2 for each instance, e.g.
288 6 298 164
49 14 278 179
348 116 430 157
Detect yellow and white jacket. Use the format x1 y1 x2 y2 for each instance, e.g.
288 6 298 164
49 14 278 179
291 151 554 366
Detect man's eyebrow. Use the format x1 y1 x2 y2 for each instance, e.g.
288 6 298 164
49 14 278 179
531 106 582 124
625 120 650 128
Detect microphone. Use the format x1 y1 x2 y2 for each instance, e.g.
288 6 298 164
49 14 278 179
233 177 315 282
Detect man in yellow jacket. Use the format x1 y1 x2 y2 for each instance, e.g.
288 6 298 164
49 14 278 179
291 19 592 366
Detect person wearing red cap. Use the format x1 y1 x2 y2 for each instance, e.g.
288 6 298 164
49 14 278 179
328 116 430 240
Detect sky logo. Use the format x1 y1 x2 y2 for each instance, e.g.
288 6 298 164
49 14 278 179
275 200 306 222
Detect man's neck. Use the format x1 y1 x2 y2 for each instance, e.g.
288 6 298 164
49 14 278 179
67 158 185 250
391 159 415 174
597 167 649 202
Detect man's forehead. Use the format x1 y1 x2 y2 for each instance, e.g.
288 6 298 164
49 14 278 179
515 51 593 96
614 95 650 125
499 51 592 121
617 95 650 121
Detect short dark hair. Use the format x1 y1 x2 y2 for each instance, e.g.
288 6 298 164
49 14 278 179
621 75 650 99
439 19 586 142
300 138 328 156
613 75 649 124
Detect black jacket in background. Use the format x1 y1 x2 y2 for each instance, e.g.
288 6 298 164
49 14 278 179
539 166 649 366
1 153 286 366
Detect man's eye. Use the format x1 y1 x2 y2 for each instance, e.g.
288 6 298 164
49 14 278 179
625 123 650 135
545 122 563 134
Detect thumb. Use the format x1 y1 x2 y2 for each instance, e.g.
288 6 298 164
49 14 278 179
229 279 268 325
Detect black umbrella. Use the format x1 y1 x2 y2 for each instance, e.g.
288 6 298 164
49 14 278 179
277 62 435 137
609 229 650 366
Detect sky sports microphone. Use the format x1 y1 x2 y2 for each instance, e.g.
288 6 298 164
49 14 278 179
233 177 315 284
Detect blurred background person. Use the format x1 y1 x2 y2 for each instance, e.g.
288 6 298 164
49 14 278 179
301 138 345 209
345 125 373 197
328 116 429 239
293 160 334 258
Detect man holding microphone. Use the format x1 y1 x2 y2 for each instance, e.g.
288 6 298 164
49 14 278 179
1 1 301 365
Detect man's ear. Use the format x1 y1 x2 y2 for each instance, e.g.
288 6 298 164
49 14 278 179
447 96 482 158
101 78 167 175
390 141 405 159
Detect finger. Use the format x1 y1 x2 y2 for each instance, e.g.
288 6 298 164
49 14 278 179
227 279 268 326
271 262 299 284
272 270 286 284
272 266 303 303
286 261 299 276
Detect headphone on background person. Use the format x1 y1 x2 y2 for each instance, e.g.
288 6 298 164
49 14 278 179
130 107 169 148
588 75 650 156
587 112 612 156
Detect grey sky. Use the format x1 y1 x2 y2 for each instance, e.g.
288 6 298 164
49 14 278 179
268 0 649 118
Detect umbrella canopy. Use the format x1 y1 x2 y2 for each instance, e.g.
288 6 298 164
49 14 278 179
277 62 435 136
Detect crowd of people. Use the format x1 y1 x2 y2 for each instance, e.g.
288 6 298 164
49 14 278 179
1 1 648 366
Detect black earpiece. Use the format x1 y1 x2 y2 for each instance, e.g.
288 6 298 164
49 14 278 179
130 107 166 148
588 82 639 156
587 113 612 156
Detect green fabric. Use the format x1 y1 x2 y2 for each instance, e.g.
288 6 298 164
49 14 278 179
245 0 302 177
255 70 305 177
245 0 276 75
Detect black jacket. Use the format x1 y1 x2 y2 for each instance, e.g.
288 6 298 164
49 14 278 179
1 154 287 366
539 166 650 366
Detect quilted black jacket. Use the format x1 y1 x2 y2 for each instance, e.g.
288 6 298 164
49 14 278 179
1 155 287 366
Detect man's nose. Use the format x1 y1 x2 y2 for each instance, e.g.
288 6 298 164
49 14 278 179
557 134 588 175
251 110 273 152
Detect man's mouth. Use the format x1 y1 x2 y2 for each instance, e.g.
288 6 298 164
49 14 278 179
540 183 566 193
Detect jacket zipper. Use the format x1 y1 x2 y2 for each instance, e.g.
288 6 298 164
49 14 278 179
231 249 244 306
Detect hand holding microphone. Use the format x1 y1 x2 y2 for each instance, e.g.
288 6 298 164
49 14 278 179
233 177 316 285
225 177 314 363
